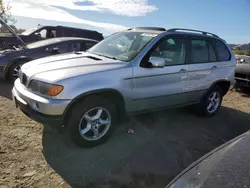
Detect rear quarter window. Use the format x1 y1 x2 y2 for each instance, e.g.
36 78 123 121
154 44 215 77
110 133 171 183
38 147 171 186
215 40 231 61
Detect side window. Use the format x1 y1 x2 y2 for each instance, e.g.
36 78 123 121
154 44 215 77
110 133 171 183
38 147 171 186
150 38 186 66
69 42 81 51
215 40 231 61
51 42 68 53
47 29 56 38
85 42 96 50
191 40 209 63
39 29 47 38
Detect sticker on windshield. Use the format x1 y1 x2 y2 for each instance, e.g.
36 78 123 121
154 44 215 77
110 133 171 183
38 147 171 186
140 33 157 37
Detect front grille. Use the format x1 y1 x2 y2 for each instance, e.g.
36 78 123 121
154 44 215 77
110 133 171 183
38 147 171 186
20 73 27 85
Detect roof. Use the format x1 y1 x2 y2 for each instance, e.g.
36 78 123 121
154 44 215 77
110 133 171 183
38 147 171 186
127 27 220 39
126 28 165 34
55 25 102 34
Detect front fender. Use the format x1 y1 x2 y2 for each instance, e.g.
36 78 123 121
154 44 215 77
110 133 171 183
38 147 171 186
5 56 33 78
62 88 126 123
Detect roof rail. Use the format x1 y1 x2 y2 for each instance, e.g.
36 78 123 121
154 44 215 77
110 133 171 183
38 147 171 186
167 28 219 38
128 27 166 31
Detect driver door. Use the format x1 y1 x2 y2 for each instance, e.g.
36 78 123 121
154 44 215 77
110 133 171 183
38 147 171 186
131 36 189 112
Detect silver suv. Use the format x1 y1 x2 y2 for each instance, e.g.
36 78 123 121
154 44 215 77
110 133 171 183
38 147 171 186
12 27 236 147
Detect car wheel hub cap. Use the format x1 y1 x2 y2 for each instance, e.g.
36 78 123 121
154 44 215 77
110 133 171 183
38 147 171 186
207 91 221 113
13 65 21 78
79 107 111 141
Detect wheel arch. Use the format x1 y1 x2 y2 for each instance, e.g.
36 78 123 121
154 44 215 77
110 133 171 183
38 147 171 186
63 89 126 126
208 79 231 96
5 56 33 79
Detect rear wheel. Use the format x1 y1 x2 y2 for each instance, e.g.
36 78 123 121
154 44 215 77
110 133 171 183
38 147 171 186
198 85 223 117
7 61 26 82
65 96 117 147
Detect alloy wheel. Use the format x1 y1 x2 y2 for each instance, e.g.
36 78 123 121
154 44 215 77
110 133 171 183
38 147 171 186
12 65 21 79
78 107 111 141
207 91 221 113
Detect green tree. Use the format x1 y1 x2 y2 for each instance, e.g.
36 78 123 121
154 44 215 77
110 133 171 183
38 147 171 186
0 0 16 24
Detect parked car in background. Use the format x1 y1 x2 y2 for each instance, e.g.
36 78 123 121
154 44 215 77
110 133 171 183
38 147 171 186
0 37 98 81
12 27 236 147
166 130 250 188
0 20 103 49
235 55 250 89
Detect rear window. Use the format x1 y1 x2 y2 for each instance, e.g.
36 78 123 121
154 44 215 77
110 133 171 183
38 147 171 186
215 40 231 61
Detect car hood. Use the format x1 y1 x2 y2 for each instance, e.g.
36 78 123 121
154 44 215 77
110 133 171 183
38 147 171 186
167 130 250 188
21 52 127 82
235 63 250 74
0 18 27 48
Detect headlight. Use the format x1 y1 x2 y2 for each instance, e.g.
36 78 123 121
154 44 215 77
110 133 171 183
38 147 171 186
28 80 63 96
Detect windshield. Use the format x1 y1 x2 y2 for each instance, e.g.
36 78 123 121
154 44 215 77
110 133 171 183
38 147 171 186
27 38 62 48
88 31 157 61
21 27 40 35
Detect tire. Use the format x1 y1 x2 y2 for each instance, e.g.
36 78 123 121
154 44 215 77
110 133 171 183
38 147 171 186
198 85 223 117
7 61 26 82
65 95 117 147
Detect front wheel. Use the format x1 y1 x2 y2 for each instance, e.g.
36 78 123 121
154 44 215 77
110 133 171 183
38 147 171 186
65 96 117 147
198 86 223 117
7 61 25 82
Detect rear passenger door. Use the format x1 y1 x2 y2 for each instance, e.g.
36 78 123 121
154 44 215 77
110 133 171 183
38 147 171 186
185 38 219 101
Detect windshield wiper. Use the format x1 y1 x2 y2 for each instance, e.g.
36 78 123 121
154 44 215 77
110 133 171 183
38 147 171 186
89 52 118 60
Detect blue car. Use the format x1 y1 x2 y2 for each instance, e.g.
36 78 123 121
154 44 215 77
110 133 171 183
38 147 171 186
0 19 98 82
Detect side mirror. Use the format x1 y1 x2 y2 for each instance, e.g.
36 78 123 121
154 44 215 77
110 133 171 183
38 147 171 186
148 57 165 68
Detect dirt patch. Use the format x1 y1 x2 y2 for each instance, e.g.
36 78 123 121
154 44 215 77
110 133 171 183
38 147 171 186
0 84 250 188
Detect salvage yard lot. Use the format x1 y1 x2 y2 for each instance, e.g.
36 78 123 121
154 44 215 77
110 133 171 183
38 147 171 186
0 81 250 188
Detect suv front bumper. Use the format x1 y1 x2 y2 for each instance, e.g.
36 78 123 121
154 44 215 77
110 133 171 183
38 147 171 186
12 79 71 126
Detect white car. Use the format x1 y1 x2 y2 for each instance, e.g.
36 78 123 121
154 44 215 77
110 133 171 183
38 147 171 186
12 27 236 147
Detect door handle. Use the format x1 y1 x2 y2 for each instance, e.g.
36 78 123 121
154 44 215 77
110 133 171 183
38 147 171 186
211 66 217 70
179 69 187 73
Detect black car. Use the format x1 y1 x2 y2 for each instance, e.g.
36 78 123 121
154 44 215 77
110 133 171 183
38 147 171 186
0 23 103 50
166 130 250 188
0 21 98 81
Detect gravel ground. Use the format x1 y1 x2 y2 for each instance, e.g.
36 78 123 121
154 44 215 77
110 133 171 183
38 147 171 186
0 81 250 188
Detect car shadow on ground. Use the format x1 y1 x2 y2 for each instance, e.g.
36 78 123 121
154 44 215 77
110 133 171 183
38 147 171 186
42 106 250 188
0 80 13 100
